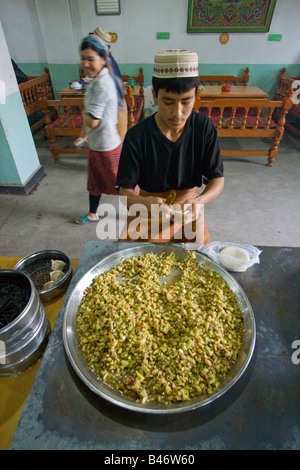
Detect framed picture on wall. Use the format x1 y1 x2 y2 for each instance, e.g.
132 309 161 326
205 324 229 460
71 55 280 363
95 0 121 15
187 0 277 33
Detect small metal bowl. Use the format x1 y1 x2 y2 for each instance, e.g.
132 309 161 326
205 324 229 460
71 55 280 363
14 250 73 303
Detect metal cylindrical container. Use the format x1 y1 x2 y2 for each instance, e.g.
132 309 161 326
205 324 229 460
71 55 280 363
0 270 50 377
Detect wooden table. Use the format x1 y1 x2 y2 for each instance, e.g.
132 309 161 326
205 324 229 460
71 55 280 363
58 87 84 97
0 256 78 450
9 243 300 451
58 84 141 98
199 85 269 99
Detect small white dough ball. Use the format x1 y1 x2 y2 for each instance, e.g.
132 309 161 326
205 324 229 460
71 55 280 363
50 270 65 282
219 246 250 272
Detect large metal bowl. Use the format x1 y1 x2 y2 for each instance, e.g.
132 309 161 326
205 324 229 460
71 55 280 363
63 244 256 414
14 250 72 303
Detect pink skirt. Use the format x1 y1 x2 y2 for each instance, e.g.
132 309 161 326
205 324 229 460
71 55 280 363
87 145 121 196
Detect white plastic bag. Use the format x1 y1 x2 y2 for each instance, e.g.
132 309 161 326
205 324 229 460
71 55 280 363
197 241 262 272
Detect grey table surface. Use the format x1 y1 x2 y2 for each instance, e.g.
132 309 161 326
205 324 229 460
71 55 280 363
10 241 300 450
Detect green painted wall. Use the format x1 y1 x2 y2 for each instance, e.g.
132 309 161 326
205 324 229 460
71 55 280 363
0 120 21 184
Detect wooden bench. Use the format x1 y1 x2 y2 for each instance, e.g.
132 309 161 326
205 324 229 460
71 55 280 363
39 96 128 161
273 67 300 139
40 68 144 161
193 89 293 166
199 67 250 87
39 97 87 161
19 67 54 133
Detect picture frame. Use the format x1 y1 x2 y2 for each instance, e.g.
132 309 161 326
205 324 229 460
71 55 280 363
187 0 277 33
95 0 121 16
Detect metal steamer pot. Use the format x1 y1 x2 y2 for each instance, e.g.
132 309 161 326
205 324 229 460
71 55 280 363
14 250 73 303
0 270 50 377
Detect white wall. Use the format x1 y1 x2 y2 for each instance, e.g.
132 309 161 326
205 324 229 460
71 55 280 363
0 0 300 66
0 21 42 187
35 0 79 64
78 0 300 65
0 0 46 63
0 21 18 97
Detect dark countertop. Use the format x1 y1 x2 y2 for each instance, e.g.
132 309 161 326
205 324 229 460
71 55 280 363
10 242 300 450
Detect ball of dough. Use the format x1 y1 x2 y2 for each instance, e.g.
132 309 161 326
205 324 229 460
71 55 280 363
219 246 250 272
50 270 65 282
51 259 66 271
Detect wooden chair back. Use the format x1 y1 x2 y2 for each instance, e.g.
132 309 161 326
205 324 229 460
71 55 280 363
19 67 54 133
122 67 144 88
117 98 128 141
272 67 300 139
199 67 249 86
274 68 293 100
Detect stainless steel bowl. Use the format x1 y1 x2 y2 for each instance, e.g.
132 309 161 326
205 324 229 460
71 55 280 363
14 250 72 302
0 270 50 376
63 244 256 414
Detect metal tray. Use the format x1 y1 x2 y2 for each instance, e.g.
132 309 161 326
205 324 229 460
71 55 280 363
63 244 256 414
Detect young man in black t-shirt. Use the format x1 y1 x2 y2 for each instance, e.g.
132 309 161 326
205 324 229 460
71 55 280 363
116 49 224 243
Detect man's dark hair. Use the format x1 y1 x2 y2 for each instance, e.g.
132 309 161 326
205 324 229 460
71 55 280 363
152 76 200 96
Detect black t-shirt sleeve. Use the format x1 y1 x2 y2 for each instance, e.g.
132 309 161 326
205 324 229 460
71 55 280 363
200 115 223 183
116 127 141 189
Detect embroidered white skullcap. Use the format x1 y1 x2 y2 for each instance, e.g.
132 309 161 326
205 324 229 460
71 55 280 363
153 49 199 78
93 27 111 44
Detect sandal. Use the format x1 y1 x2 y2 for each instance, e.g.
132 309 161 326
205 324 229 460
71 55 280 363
75 215 99 224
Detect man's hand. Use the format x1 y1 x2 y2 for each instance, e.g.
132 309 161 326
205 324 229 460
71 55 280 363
172 198 203 223
120 189 169 212
143 196 174 220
